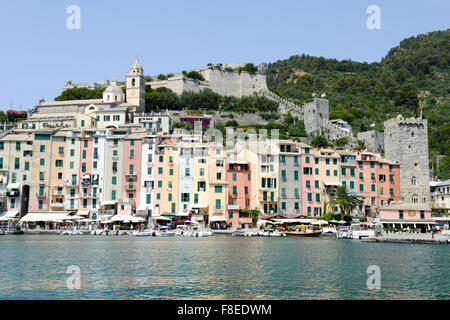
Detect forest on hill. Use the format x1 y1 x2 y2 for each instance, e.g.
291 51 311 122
267 29 450 179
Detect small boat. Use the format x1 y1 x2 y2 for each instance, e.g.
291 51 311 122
91 229 103 235
132 230 156 237
61 229 83 235
232 229 246 237
285 224 322 237
336 226 352 239
321 227 337 236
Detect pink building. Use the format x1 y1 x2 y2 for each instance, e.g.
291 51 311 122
119 135 142 215
227 160 253 227
152 143 165 216
356 151 400 219
379 202 434 232
79 137 94 212
300 145 315 217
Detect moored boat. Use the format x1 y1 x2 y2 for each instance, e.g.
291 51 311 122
285 224 322 237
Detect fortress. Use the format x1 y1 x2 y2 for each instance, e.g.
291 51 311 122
27 60 355 141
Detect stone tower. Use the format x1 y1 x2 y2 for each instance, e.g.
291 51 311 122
384 115 430 204
303 98 329 136
126 59 145 111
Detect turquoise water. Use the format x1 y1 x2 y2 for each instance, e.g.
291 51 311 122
0 234 448 299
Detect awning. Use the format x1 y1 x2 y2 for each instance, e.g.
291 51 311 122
176 212 189 217
272 218 313 224
77 210 90 216
152 216 172 221
210 216 227 222
110 215 146 223
257 219 274 226
63 215 84 221
191 204 208 209
380 220 436 224
323 181 341 187
7 183 20 190
161 213 175 218
348 192 362 197
0 211 19 221
20 212 71 223
310 220 329 225
102 200 117 206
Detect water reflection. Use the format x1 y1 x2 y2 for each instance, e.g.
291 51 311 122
0 235 448 299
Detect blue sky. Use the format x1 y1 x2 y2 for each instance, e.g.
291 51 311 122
0 0 448 110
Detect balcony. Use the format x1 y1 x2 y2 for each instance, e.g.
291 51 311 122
126 171 137 176
50 202 64 208
36 192 46 198
126 184 135 191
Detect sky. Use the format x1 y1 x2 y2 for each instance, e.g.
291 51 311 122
0 0 448 110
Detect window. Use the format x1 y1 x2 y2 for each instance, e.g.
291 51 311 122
55 160 63 167
306 180 310 188
308 193 312 201
411 177 416 186
390 188 394 195
40 145 45 152
0 158 2 169
194 194 198 204
58 147 64 154
158 180 162 188
245 186 248 194
350 181 355 189
359 172 363 179
217 172 222 180
326 158 330 165
24 162 30 171
232 173 237 181
326 170 330 176
420 210 425 219
84 140 88 148
294 171 299 181
316 194 320 202
399 210 403 219
168 194 172 201
111 190 116 200
215 199 221 210
15 158 20 169
305 148 310 154
112 176 117 185
360 184 364 192
370 162 375 168
82 150 86 159
315 168 319 175
169 169 174 175
130 149 134 157
232 186 237 194
315 180 319 188
371 184 376 192
350 168 355 177
215 186 222 193
315 158 319 164
334 170 338 176
38 200 43 210
40 158 45 166
305 157 310 164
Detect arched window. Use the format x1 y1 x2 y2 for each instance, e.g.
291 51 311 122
132 79 135 87
411 176 416 186
412 195 418 203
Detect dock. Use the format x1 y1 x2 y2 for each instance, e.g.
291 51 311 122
363 233 449 245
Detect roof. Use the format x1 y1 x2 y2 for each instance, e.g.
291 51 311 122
379 202 431 211
0 134 33 141
430 179 450 187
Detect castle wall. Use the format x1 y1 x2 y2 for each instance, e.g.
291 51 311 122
303 98 330 135
384 115 430 204
357 130 384 153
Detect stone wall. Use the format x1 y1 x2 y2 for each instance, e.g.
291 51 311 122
384 115 430 203
357 130 385 153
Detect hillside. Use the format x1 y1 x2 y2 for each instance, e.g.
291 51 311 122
267 29 450 179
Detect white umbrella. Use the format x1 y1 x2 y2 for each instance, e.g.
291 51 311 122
257 219 274 226
310 220 329 225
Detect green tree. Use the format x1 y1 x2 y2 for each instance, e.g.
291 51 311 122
328 185 361 220
310 135 328 148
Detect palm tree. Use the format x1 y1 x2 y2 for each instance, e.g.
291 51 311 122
355 140 368 151
328 185 360 221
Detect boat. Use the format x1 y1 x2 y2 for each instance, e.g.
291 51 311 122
351 222 382 240
232 229 246 237
285 224 322 237
321 227 337 236
132 229 156 237
336 226 352 239
91 229 103 235
157 230 175 237
0 229 5 235
61 229 83 235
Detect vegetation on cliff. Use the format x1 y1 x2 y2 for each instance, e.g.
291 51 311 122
267 29 450 179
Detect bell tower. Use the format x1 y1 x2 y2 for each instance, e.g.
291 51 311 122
126 59 145 112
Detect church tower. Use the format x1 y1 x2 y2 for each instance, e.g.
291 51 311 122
126 59 145 112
